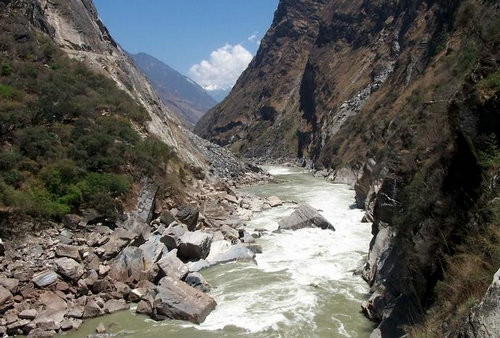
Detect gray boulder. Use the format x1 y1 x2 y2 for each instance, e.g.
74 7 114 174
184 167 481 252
278 204 335 231
104 299 129 314
139 235 167 271
160 210 176 226
176 207 199 231
184 272 211 293
157 249 188 280
178 232 212 260
99 228 137 260
208 244 255 266
153 276 216 324
32 270 58 288
109 247 144 282
461 268 500 337
54 258 84 281
267 196 282 207
160 223 187 250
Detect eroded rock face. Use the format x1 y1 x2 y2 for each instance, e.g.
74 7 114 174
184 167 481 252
461 268 500 338
278 204 335 231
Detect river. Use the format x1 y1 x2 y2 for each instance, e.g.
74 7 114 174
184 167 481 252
69 166 376 337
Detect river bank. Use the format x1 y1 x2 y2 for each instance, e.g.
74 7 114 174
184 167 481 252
63 166 376 337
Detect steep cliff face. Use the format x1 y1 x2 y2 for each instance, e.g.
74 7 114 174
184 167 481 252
14 0 205 167
196 0 500 336
196 0 458 161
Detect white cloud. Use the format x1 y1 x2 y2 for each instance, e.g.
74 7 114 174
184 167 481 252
248 32 261 46
188 43 253 91
248 33 258 42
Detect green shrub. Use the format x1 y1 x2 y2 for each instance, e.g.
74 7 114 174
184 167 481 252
0 84 15 99
1 61 12 76
478 71 500 92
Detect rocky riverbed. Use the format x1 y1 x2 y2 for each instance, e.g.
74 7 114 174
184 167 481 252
0 166 376 337
61 166 375 337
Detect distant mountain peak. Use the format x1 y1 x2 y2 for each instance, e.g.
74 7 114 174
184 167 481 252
130 52 217 126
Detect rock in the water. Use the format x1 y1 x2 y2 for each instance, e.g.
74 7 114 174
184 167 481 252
104 299 129 314
83 299 103 318
220 225 239 242
461 268 500 337
54 258 84 281
153 276 216 324
136 300 153 316
157 249 188 280
178 232 212 260
267 196 282 207
206 240 232 262
207 243 255 266
184 272 211 293
278 204 335 231
96 322 106 334
176 206 199 231
187 259 210 272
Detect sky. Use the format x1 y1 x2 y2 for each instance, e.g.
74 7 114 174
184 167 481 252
93 0 279 91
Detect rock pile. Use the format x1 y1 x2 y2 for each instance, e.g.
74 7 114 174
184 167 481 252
0 177 280 336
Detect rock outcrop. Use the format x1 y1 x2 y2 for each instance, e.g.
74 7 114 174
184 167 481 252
278 204 335 231
197 0 500 336
461 268 500 338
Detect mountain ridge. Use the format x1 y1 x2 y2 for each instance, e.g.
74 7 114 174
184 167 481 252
130 52 216 126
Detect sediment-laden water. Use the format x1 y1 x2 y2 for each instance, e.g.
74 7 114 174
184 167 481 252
69 167 375 337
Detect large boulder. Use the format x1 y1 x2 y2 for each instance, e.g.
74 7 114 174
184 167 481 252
267 196 283 207
157 249 188 280
178 232 212 260
207 244 255 266
176 206 199 231
99 228 137 260
278 204 335 231
103 299 129 314
160 223 187 250
139 235 167 271
109 247 144 282
184 272 211 293
153 276 216 324
54 258 84 281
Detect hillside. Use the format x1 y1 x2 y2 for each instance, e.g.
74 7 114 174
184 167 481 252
196 0 500 336
130 52 216 126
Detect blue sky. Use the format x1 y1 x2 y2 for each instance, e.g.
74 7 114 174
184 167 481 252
94 0 279 90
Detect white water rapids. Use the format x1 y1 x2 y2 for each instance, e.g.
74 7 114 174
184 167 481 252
71 166 375 337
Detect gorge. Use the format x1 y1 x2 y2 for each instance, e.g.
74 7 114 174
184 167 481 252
0 0 499 337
